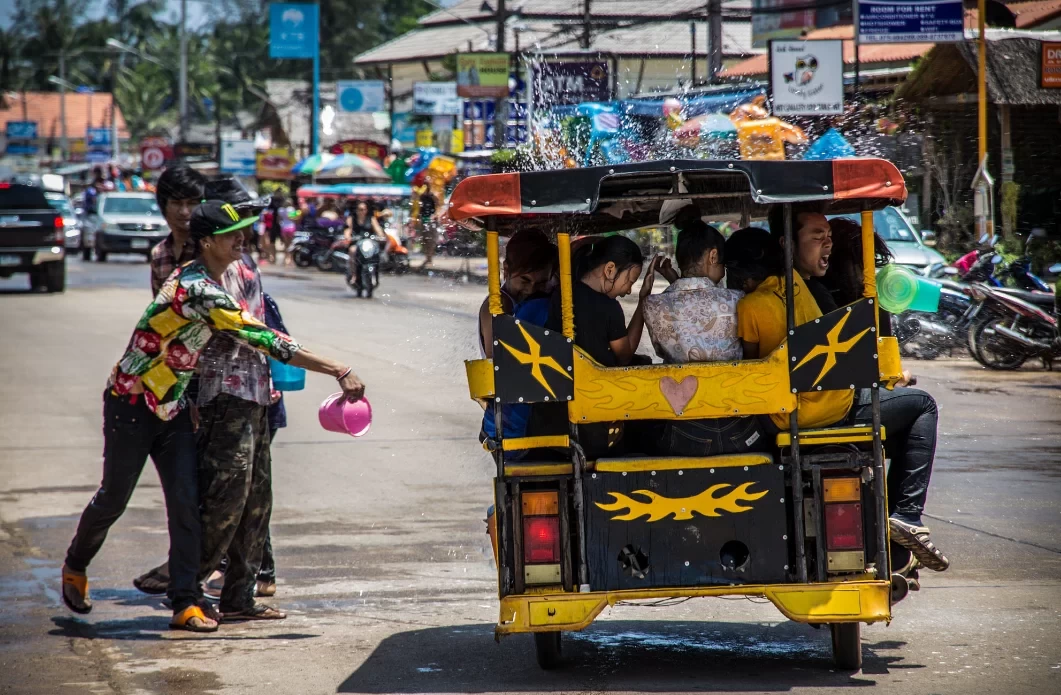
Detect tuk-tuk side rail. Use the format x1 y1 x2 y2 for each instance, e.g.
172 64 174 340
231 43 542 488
503 464 573 478
568 344 796 424
502 435 570 452
877 337 904 388
494 580 892 636
590 453 773 473
775 425 888 448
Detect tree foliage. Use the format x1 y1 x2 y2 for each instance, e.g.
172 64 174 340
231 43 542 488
6 0 434 141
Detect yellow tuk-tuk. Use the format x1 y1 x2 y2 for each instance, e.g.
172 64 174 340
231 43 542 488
450 159 911 670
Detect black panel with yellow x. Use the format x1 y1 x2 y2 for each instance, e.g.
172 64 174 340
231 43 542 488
493 315 574 404
789 298 879 393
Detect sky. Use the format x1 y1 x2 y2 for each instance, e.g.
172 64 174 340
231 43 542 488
0 0 213 30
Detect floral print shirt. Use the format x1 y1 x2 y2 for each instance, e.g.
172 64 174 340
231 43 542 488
643 276 744 364
109 260 301 421
196 254 272 406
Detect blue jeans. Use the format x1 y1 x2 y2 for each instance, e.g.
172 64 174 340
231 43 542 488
853 387 938 525
66 392 200 612
659 416 768 457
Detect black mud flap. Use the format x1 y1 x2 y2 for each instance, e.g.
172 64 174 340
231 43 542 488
584 462 790 591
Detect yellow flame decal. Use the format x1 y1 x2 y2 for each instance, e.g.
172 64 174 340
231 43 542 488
596 482 768 522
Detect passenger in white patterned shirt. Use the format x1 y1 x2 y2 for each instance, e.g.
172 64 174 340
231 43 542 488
643 210 767 456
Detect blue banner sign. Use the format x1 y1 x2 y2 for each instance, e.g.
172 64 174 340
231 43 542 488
336 81 385 113
86 127 111 147
269 3 319 59
6 121 37 140
857 0 964 44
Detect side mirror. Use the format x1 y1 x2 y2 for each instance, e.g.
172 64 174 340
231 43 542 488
921 230 936 246
991 254 1003 264
943 266 959 276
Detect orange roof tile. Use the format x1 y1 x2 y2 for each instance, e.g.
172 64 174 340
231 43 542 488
719 26 933 78
0 92 128 141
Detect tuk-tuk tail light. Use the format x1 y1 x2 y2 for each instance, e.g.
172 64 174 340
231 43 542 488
824 503 864 551
822 477 861 503
522 491 558 517
524 516 561 564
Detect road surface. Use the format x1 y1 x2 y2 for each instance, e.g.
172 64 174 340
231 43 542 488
1 256 1059 694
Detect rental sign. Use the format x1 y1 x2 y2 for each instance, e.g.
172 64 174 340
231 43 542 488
1043 42 1061 89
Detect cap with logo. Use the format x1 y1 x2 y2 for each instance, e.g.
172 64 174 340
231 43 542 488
189 200 259 242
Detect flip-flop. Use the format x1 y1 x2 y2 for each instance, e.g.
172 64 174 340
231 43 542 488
170 605 220 633
222 603 286 621
255 580 276 598
132 564 170 595
61 566 92 614
889 518 950 572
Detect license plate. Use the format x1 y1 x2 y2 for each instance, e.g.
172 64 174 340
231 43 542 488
0 254 20 266
131 239 150 249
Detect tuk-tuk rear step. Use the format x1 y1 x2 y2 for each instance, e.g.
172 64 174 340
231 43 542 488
776 425 887 448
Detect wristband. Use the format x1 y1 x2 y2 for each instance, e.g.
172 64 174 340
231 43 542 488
336 367 352 381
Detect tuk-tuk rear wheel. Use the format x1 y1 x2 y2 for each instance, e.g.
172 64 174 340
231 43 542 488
533 631 563 670
830 623 862 670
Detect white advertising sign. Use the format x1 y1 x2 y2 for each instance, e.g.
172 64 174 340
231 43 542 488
769 39 844 116
336 80 386 113
220 139 257 176
412 82 461 116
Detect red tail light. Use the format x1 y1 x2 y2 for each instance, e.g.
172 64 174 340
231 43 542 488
523 516 560 564
825 503 863 551
54 216 66 243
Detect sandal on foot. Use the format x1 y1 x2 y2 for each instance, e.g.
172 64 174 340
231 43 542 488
133 563 170 595
222 603 286 621
61 566 92 614
197 598 222 624
255 580 276 597
890 518 950 572
170 605 219 633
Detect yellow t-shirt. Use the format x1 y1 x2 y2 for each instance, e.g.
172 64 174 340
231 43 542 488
737 274 853 429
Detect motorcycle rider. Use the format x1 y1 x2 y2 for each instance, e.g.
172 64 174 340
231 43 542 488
345 200 384 290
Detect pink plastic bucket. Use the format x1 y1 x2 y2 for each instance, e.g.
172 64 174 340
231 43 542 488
318 394 372 437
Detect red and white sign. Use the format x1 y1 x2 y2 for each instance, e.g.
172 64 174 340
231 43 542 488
139 137 172 170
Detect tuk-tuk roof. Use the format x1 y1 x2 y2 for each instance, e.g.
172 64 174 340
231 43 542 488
448 159 906 235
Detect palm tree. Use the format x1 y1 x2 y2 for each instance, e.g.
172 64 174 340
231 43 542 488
114 61 173 141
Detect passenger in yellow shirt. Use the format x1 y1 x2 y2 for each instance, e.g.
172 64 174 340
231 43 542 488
730 211 949 574
734 212 853 429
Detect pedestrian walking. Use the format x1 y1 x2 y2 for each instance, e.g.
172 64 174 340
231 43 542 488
61 200 366 631
150 167 207 296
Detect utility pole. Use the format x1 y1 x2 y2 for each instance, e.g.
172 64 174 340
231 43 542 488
492 0 507 149
179 0 188 144
58 51 67 162
690 21 697 85
707 0 722 82
582 0 591 49
976 0 987 165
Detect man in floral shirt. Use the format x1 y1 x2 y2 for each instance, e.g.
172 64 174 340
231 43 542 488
62 201 366 632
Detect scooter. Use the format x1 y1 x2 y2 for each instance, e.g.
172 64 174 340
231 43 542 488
967 278 1060 370
346 232 381 298
893 282 973 360
290 226 339 269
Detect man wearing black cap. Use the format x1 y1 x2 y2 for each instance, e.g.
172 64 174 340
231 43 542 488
62 200 366 631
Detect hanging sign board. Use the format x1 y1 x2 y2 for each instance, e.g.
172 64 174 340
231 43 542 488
413 82 461 116
769 39 844 116
857 0 964 44
1043 42 1061 89
336 80 386 113
269 3 319 58
531 61 611 106
456 53 510 98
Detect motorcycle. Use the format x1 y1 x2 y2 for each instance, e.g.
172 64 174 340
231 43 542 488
967 280 1060 370
893 281 973 360
346 232 382 298
289 224 344 270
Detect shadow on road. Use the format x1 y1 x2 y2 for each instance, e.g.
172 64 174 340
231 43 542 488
337 621 919 693
49 616 319 642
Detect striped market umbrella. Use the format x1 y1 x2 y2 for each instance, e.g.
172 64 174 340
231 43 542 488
315 153 388 181
291 153 336 175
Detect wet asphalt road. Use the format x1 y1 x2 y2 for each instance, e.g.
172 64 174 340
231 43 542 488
1 256 1059 695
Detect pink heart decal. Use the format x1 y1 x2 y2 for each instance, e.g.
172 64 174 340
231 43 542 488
659 376 698 415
